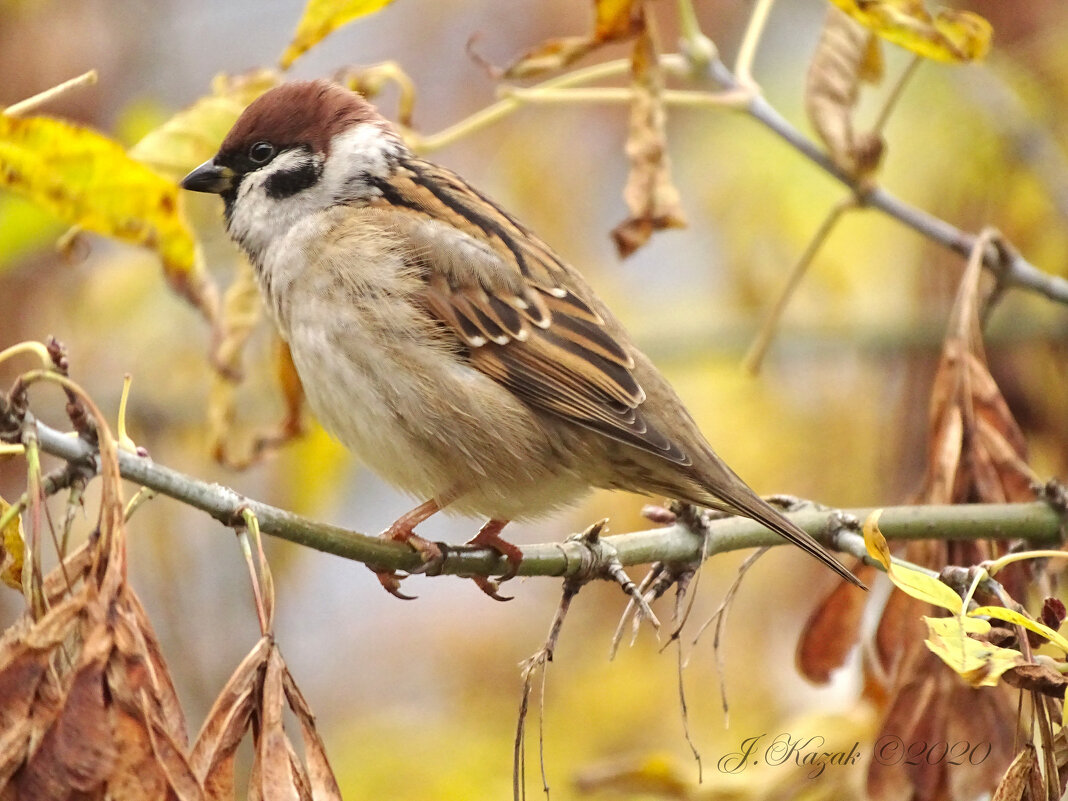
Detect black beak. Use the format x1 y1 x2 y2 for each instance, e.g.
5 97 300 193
181 160 235 194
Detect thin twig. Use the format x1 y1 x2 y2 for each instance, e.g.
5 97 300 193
5 70 98 117
733 0 777 89
411 48 1068 306
22 416 1067 581
700 58 1068 306
871 55 922 137
744 196 858 373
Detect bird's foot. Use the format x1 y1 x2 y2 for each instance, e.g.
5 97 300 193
371 500 446 600
465 519 521 602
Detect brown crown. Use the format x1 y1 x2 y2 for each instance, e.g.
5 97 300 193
219 80 382 160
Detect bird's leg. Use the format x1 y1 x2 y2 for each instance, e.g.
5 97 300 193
373 496 449 599
464 518 522 601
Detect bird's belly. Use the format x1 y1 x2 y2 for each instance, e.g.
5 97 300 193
286 310 595 521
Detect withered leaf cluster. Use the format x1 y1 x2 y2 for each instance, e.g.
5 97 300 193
796 235 1067 801
501 0 686 257
0 391 339 800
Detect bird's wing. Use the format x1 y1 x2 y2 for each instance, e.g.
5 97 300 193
367 156 691 465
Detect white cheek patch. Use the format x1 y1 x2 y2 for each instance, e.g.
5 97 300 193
228 149 329 256
321 123 402 202
225 124 405 259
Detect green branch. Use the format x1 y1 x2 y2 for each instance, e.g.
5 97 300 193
32 418 1064 582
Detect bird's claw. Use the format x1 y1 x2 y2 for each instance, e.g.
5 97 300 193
373 568 418 600
472 575 513 602
372 525 446 599
464 519 522 601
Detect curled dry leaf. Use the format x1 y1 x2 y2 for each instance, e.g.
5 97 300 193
0 423 200 798
805 7 886 178
795 562 876 683
829 0 992 63
922 233 1038 506
610 26 687 258
501 0 645 79
3 579 203 799
0 111 216 322
866 647 1015 801
190 638 341 801
990 745 1041 801
1002 664 1068 699
279 0 397 70
860 233 1034 801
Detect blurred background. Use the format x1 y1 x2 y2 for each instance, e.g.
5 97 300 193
1 1 1067 798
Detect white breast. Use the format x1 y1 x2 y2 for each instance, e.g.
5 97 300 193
253 206 598 521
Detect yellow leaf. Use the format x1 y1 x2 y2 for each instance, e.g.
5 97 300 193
502 0 644 79
805 7 885 177
889 560 964 613
827 0 992 63
0 113 214 319
970 605 1068 655
594 0 643 40
924 615 1020 687
863 510 963 612
280 0 396 70
0 496 24 590
861 509 891 569
130 70 279 181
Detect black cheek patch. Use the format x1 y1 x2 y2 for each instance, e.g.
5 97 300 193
265 160 322 199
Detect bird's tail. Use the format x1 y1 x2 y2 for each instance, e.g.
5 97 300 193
685 458 866 589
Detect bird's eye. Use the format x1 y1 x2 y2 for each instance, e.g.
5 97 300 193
248 141 276 165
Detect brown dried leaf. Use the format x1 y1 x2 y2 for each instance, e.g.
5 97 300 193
41 542 93 603
19 641 115 797
925 399 963 504
867 664 939 801
944 686 1016 800
991 745 1039 801
1002 664 1068 699
0 722 33 792
872 588 927 681
281 664 342 800
796 562 875 683
0 648 48 741
610 27 686 258
921 233 1034 506
805 6 886 177
106 704 169 801
0 643 49 787
255 648 307 800
118 589 190 748
502 0 644 79
191 637 270 797
1041 598 1066 632
141 700 205 801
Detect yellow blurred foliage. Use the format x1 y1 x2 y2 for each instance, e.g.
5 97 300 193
0 111 210 316
279 0 396 69
828 0 991 63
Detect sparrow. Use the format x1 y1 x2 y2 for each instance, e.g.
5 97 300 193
181 80 863 598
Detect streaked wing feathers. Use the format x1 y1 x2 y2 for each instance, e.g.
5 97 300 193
369 157 691 466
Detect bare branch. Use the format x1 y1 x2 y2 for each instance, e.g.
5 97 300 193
29 418 1066 582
